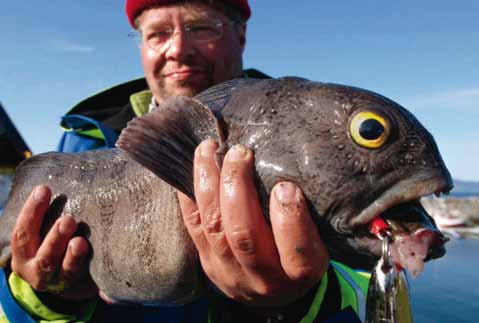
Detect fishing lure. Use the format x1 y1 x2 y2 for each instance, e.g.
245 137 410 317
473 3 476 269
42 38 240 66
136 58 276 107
366 218 413 323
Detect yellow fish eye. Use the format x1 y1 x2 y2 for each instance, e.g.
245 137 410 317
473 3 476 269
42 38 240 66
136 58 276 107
349 111 390 149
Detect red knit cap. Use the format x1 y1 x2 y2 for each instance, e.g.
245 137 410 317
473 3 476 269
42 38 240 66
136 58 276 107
125 0 251 27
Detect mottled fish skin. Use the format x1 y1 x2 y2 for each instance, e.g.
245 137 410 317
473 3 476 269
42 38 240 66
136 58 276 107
119 77 452 270
192 77 452 268
0 149 199 305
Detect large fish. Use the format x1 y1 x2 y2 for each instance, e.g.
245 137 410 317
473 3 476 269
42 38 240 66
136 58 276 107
0 77 452 306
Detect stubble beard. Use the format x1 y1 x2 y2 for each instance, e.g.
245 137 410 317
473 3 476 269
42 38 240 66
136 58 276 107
153 73 217 104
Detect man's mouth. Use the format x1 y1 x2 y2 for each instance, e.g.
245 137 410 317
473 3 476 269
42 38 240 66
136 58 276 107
162 69 206 80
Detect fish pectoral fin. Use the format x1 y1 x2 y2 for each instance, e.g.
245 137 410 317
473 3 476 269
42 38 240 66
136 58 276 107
193 78 259 113
117 96 224 199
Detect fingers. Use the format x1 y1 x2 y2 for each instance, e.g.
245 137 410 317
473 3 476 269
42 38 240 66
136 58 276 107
194 140 232 259
179 140 328 306
11 186 51 263
34 215 78 276
61 236 89 278
177 190 209 253
10 186 97 299
60 236 97 299
220 145 280 272
270 182 329 282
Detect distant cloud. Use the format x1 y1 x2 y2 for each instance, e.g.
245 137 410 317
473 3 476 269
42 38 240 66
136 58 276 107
48 39 94 53
404 87 479 111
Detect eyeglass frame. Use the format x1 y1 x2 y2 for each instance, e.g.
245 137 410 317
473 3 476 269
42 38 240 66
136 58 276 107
128 18 241 52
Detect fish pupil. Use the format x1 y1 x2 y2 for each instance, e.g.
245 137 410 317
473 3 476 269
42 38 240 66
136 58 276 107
359 119 384 140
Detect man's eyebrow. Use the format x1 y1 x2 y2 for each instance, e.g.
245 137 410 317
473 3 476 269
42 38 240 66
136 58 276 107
142 19 171 30
142 16 219 30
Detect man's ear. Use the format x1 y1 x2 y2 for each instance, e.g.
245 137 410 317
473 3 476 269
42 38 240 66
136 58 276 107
237 23 246 53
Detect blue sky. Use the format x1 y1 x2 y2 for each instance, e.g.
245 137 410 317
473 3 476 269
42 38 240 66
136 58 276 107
1 0 478 181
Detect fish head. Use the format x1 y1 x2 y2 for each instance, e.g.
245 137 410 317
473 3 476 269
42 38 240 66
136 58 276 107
235 78 453 272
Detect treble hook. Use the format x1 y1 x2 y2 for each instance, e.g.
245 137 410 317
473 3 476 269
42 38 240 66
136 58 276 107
380 233 392 270
365 226 413 323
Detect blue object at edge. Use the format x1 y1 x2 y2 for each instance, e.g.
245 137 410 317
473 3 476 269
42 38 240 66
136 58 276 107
0 269 37 323
57 115 119 153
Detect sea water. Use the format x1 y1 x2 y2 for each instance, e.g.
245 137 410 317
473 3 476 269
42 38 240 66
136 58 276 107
411 238 479 323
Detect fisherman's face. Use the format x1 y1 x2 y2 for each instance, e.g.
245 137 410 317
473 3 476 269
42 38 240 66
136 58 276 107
136 2 246 103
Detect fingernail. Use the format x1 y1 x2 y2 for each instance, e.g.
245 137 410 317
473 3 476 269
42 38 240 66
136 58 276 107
226 145 247 161
69 241 83 257
199 140 218 157
59 215 75 236
33 186 48 201
274 182 299 202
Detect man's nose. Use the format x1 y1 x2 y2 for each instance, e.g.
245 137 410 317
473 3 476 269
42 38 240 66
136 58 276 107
164 31 195 61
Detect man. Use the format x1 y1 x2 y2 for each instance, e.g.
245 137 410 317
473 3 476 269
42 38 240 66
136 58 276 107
0 1 368 322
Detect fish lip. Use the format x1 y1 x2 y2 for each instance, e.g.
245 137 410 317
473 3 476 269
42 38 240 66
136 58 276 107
349 170 452 228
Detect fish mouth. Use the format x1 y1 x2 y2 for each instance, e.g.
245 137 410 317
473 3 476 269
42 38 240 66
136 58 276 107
348 171 452 275
350 171 452 227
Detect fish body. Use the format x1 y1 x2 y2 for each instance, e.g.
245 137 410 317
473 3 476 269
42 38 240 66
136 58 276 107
0 150 199 305
119 77 452 269
0 77 452 305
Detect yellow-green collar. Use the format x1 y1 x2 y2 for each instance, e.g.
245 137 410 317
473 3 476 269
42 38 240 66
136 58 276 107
130 90 152 117
8 273 96 323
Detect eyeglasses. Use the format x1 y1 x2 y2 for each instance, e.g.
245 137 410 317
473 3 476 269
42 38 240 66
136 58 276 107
129 19 237 52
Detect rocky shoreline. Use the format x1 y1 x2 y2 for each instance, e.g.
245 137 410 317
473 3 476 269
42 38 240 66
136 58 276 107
421 196 479 239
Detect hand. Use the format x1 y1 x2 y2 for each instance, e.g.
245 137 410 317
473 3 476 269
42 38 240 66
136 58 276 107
177 140 329 307
10 185 97 301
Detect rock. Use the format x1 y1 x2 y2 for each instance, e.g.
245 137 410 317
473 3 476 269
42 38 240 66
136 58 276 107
421 196 479 239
